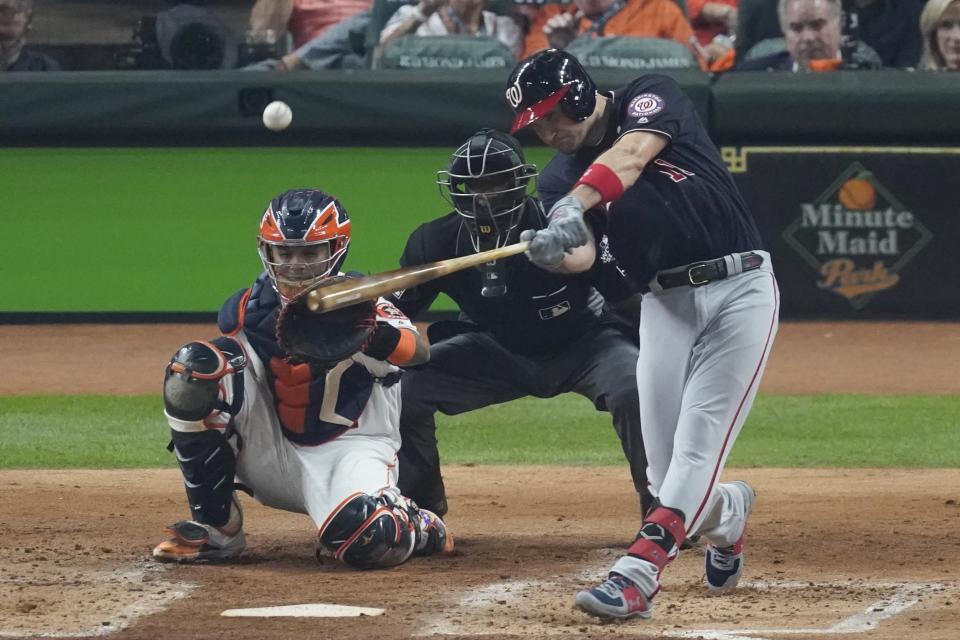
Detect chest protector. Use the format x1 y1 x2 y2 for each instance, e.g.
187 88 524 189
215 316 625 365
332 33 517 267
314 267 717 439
219 273 378 446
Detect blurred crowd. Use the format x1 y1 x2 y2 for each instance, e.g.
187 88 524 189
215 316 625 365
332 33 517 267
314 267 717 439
2 0 958 72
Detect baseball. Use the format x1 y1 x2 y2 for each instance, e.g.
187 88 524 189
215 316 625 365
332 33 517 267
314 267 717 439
262 101 292 132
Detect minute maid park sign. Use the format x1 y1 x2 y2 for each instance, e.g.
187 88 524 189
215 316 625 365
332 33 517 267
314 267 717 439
783 162 933 310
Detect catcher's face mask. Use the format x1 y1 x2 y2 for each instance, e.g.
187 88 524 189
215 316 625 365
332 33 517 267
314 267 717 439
259 241 340 303
258 189 352 304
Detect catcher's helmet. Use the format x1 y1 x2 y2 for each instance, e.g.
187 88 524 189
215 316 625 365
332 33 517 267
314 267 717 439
506 49 597 134
438 129 537 252
258 189 352 302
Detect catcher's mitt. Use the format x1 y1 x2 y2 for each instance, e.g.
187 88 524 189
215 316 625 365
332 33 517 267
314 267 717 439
276 280 378 366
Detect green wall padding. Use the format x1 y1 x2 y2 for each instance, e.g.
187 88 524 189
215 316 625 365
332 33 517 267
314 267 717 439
0 146 553 312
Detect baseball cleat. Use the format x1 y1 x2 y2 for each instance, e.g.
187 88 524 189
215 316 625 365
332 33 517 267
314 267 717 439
152 520 246 563
413 509 455 557
574 573 653 620
705 481 755 594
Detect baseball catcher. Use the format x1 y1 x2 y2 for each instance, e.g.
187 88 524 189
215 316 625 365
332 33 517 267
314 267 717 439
153 189 454 569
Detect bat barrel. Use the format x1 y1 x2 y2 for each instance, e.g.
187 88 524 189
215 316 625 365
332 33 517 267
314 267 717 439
307 241 530 313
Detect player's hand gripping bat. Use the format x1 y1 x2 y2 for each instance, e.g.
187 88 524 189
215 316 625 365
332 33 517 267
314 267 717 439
306 241 530 313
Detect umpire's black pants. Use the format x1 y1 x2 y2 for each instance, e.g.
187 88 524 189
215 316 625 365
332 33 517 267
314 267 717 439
397 326 650 517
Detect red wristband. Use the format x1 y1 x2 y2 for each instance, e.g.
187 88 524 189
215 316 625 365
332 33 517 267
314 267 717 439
574 162 624 203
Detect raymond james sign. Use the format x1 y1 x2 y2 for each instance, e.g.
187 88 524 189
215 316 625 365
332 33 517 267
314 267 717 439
723 148 959 319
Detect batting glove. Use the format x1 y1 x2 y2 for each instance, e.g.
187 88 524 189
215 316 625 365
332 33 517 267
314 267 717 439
520 228 565 269
547 195 590 249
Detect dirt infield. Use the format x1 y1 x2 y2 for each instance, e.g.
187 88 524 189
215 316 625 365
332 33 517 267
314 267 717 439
1 322 959 639
2 322 959 396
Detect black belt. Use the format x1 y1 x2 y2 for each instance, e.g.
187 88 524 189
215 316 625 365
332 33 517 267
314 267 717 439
657 252 764 290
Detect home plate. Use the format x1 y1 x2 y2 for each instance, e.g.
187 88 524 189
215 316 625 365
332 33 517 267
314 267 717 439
222 603 385 618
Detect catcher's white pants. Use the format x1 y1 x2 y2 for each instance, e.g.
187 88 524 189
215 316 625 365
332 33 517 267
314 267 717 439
229 340 403 529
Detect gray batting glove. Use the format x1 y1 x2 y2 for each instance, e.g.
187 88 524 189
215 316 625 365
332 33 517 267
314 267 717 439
520 228 565 269
547 195 589 249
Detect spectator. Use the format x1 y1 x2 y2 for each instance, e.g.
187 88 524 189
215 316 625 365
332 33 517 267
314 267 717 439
687 0 737 64
379 0 522 58
919 0 960 70
249 0 372 50
522 0 694 59
247 10 374 69
845 0 924 68
736 0 841 70
0 0 58 71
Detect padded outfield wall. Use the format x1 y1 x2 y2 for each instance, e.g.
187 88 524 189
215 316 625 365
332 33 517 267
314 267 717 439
1 69 958 319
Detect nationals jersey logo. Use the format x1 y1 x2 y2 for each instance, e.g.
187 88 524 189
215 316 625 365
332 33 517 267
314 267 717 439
782 162 932 309
628 93 664 118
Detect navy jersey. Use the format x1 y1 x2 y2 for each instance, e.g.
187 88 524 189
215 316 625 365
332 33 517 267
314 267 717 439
538 74 762 287
218 272 397 447
390 199 636 355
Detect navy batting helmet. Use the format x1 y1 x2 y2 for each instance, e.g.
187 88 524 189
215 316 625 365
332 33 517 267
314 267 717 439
505 49 597 134
258 189 352 301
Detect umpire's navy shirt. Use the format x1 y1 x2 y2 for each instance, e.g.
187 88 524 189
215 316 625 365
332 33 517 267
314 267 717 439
538 74 763 287
390 199 636 355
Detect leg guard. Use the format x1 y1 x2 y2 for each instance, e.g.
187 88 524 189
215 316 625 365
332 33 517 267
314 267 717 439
605 505 687 600
162 337 247 527
317 490 453 570
171 428 238 527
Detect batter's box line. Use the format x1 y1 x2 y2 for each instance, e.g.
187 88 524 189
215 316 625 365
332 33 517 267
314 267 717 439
663 580 948 640
416 576 951 638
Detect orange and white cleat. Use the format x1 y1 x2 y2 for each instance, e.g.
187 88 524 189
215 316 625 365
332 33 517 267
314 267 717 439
152 520 246 563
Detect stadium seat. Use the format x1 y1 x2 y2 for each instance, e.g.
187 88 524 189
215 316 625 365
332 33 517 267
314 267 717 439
743 37 786 62
743 36 882 69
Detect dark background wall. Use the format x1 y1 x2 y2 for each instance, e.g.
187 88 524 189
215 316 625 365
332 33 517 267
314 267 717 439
1 70 957 319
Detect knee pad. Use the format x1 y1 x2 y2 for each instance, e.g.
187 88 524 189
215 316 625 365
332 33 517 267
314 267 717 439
317 492 416 570
171 428 237 528
164 337 246 422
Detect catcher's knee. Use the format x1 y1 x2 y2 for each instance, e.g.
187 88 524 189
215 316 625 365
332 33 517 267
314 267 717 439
163 337 246 424
317 492 415 570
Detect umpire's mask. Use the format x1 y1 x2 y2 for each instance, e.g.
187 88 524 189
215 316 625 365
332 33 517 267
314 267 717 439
438 129 538 253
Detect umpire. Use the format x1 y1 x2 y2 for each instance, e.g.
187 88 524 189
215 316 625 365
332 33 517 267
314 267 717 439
390 129 650 518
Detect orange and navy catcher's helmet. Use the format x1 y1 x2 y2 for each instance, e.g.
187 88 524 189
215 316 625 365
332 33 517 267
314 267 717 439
505 49 597 134
257 189 351 302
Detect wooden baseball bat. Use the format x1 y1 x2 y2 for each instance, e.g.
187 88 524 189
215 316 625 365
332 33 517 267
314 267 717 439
307 241 530 313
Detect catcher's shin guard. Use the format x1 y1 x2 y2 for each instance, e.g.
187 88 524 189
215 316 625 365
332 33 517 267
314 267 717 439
153 428 246 563
317 490 454 570
169 428 239 528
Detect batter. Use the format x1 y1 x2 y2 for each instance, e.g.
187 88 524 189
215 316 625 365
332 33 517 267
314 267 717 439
507 49 780 619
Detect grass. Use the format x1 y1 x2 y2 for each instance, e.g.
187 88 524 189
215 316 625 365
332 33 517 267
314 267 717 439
0 394 957 470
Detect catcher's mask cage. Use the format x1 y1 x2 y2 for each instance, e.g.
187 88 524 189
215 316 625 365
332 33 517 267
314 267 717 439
437 129 538 252
258 189 352 302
